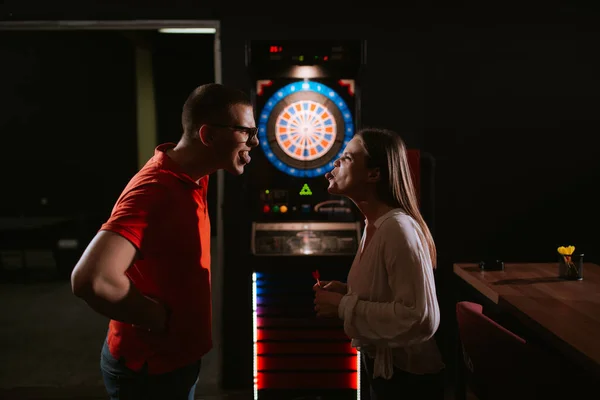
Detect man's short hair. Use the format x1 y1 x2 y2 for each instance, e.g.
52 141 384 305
181 83 252 137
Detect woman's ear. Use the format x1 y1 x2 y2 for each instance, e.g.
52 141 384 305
367 167 381 183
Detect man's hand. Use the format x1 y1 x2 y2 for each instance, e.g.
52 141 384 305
133 297 170 333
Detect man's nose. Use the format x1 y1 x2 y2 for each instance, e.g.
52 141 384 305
249 135 259 148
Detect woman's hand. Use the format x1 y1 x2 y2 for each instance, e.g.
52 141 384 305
312 280 347 294
314 287 344 318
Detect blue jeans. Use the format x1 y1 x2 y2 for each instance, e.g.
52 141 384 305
100 340 201 400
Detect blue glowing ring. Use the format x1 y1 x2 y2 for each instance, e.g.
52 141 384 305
257 81 354 178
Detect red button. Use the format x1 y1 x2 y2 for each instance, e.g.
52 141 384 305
263 205 270 213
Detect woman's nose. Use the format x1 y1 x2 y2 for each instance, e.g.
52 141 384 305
333 158 340 167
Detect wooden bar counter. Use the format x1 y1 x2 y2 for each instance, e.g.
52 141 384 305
454 262 600 377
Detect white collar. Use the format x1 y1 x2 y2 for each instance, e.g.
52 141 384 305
365 208 406 228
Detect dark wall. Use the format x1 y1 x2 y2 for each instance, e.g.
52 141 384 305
422 23 600 266
0 31 137 221
0 28 218 230
153 32 215 145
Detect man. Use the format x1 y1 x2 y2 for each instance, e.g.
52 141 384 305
71 83 258 399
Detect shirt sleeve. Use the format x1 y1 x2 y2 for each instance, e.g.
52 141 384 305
338 217 440 348
100 181 169 251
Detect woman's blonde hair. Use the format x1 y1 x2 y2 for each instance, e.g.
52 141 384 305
356 128 437 268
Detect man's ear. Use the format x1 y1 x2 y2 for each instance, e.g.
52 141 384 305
198 125 213 146
367 167 381 183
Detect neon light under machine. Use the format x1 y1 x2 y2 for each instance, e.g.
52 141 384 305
246 40 366 400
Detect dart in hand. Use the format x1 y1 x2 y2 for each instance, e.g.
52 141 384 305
312 270 321 287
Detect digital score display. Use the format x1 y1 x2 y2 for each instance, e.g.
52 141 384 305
268 45 330 62
250 40 361 67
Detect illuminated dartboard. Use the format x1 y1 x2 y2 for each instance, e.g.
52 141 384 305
258 81 354 178
275 100 337 162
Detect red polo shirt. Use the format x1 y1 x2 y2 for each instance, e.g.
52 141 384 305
100 143 212 374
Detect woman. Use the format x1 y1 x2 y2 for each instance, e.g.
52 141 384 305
314 128 444 400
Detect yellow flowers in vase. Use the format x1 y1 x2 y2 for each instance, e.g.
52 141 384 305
557 245 583 280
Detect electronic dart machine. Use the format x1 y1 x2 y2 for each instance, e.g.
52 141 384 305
246 40 366 400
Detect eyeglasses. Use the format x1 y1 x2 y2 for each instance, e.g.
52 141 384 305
208 124 258 142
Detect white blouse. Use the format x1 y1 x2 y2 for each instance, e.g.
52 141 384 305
338 208 445 379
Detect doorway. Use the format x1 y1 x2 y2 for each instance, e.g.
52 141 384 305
0 19 226 395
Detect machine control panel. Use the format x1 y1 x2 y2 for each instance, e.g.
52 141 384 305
251 222 361 256
258 187 355 221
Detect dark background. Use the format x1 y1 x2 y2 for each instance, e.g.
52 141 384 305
0 28 216 236
1 2 599 393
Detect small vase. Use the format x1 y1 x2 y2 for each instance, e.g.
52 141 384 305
558 253 584 280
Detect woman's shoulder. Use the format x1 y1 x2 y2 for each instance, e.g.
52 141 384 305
379 211 420 243
379 210 414 230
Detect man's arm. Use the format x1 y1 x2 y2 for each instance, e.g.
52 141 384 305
71 230 167 332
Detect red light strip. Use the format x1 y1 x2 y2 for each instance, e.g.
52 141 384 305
338 79 355 96
253 273 360 398
256 80 273 96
